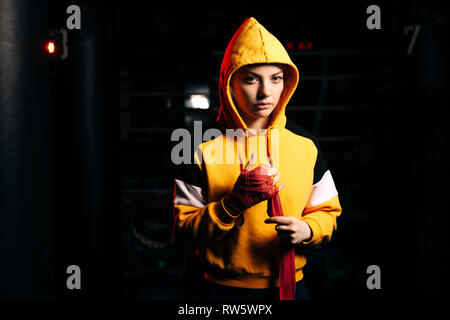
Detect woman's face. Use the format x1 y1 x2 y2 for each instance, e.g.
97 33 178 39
230 64 284 122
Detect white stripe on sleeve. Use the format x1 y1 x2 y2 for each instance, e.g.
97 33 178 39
306 170 338 208
174 179 207 208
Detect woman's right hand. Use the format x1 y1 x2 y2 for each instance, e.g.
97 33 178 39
222 153 285 216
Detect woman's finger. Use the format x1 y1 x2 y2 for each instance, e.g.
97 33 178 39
275 225 293 232
273 171 281 185
244 152 256 171
259 164 277 176
267 167 278 177
265 216 291 225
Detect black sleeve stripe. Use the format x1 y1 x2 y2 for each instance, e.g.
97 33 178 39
285 118 329 185
313 141 329 185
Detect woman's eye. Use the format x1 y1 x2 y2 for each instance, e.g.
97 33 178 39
272 76 283 81
244 76 257 82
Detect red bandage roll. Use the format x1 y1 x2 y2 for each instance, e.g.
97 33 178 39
268 192 296 300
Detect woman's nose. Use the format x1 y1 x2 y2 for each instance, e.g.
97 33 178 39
258 81 272 98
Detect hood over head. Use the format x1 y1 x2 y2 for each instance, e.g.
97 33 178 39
216 17 300 133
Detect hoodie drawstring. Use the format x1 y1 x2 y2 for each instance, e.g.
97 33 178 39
243 126 272 168
245 129 249 166
267 127 272 159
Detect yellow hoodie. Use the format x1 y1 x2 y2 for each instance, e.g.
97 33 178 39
172 17 342 289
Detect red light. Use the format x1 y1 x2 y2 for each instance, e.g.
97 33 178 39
47 41 55 54
286 42 294 51
297 42 305 51
306 41 313 50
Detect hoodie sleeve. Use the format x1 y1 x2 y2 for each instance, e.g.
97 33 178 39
300 141 342 245
172 147 239 250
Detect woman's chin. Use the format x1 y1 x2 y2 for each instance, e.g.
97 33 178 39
251 109 273 117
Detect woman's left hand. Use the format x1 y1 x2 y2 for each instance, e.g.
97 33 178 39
265 216 312 245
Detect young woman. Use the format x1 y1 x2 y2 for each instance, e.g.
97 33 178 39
172 17 342 300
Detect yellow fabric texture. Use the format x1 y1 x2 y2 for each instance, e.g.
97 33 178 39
173 17 342 289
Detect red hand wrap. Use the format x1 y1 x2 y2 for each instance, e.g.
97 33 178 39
222 165 278 215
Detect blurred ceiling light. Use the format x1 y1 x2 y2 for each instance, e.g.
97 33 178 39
189 95 210 109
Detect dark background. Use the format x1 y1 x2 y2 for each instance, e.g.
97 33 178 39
0 0 449 300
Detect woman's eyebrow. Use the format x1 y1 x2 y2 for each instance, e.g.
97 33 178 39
244 70 284 77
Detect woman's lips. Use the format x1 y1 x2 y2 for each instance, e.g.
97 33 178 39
254 103 272 110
